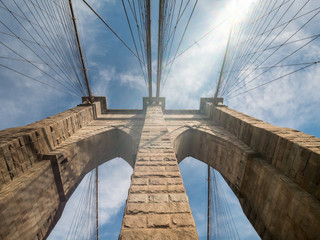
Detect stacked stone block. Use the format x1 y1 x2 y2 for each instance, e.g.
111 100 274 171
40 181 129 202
0 104 96 240
119 105 198 239
0 104 95 189
208 102 320 200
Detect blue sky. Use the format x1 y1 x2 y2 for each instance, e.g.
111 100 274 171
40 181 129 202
0 0 319 239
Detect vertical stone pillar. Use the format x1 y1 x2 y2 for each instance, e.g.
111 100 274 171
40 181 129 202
119 105 198 239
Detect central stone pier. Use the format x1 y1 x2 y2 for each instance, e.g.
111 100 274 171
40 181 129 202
119 101 198 239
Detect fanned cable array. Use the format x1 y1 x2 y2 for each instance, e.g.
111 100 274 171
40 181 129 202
66 168 98 240
0 0 92 100
208 167 240 240
121 0 152 96
156 0 199 97
214 0 320 100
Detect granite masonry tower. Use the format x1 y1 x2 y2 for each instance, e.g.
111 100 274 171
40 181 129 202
0 97 319 240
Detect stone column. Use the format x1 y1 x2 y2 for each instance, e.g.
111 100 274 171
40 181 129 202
119 104 198 239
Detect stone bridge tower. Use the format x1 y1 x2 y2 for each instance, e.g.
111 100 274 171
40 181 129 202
0 97 319 240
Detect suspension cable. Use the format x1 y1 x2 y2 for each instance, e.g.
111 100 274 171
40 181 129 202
68 0 92 102
81 0 142 62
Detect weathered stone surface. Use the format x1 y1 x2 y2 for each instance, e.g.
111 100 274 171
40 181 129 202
148 194 168 203
123 215 146 228
172 213 196 227
130 185 185 194
119 228 198 240
147 214 171 228
169 193 188 202
149 178 166 185
133 171 181 178
128 194 148 203
120 104 198 239
193 99 320 240
165 165 179 172
167 178 183 185
131 178 148 185
135 166 165 172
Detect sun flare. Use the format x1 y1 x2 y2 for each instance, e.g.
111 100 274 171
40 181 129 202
225 0 258 24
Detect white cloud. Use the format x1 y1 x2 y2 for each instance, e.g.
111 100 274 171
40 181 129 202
119 71 147 90
48 158 132 240
98 159 132 224
91 67 115 96
179 157 260 240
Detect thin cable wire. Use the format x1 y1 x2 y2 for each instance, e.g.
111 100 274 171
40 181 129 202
209 168 240 240
81 0 142 62
211 0 320 101
0 0 93 98
227 60 320 99
159 0 199 95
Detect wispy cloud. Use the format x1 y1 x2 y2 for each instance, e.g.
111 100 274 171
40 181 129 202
48 158 132 240
98 159 132 224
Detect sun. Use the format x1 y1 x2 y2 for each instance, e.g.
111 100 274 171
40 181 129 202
225 0 258 24
207 0 257 43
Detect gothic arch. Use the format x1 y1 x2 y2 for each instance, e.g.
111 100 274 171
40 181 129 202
173 127 253 197
49 157 133 239
0 127 137 240
54 128 136 197
43 128 137 238
172 127 320 239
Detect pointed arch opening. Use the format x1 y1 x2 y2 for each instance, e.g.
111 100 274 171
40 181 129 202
179 157 260 240
173 128 261 239
173 127 253 196
48 158 133 240
44 128 137 238
174 126 320 240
